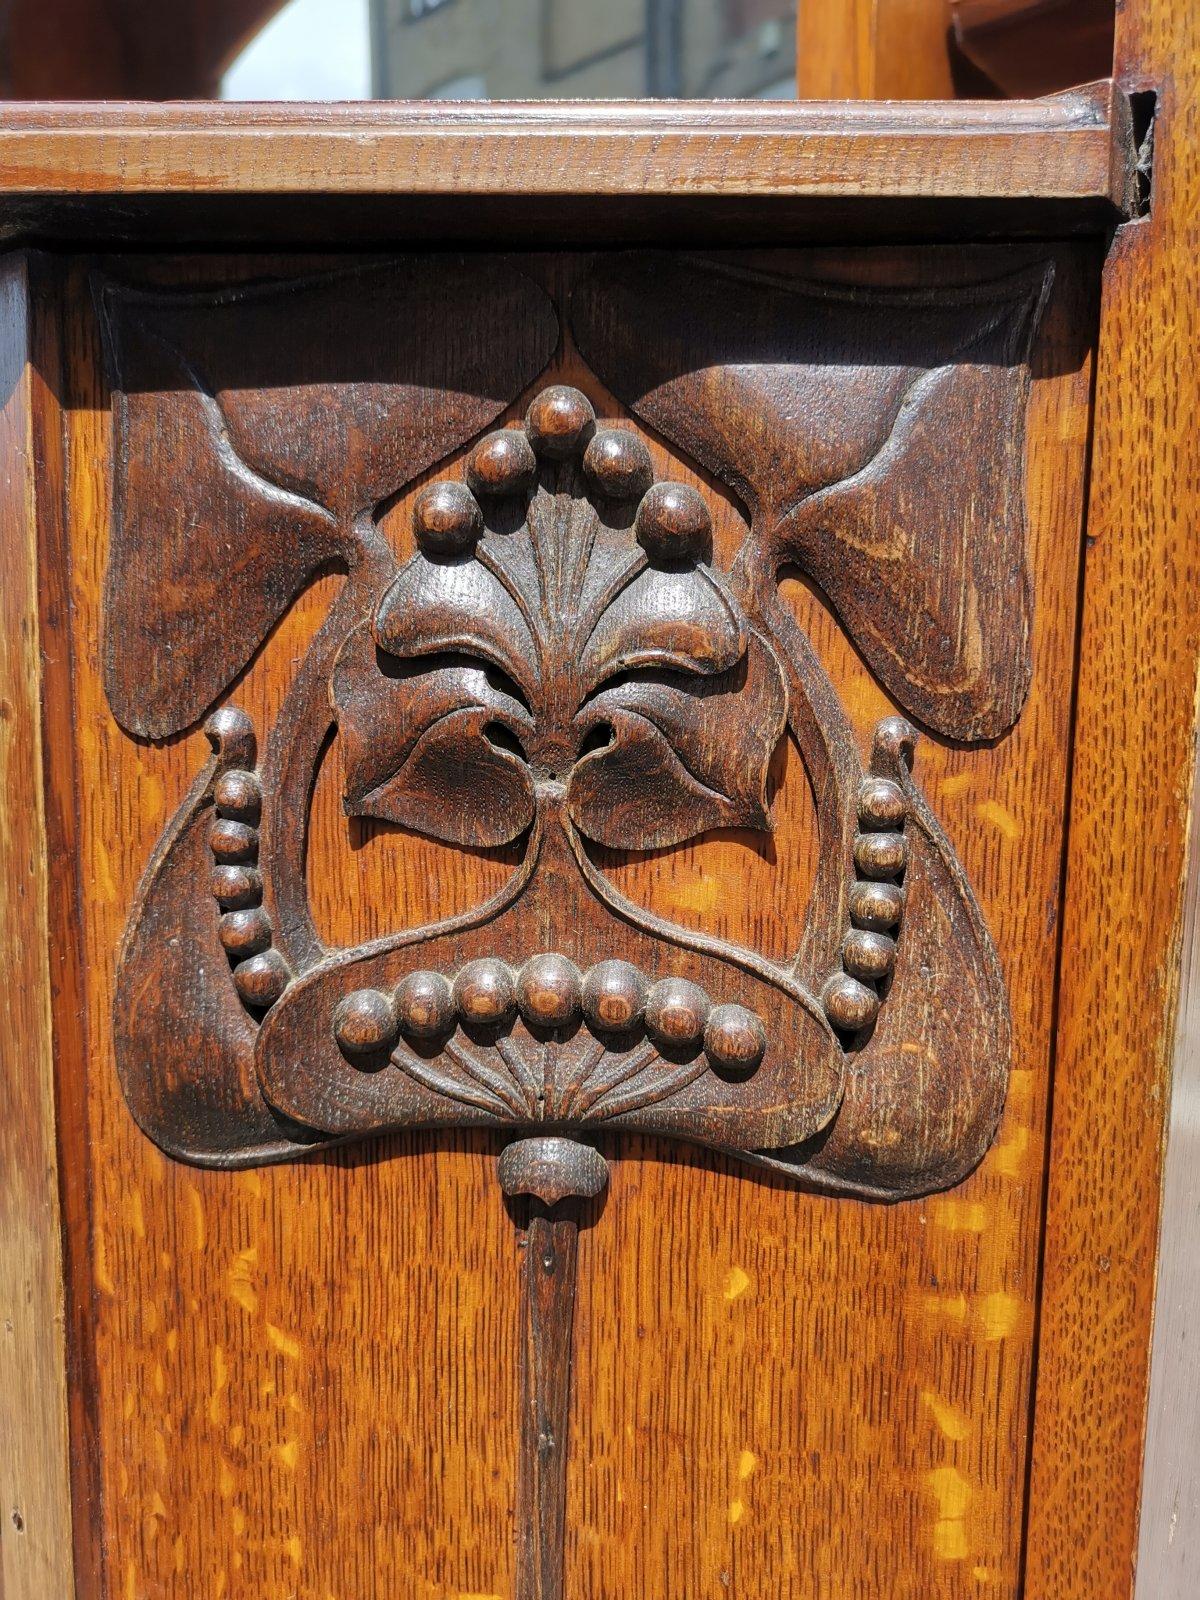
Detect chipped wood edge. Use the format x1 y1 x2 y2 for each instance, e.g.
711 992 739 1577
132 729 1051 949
0 249 76 1600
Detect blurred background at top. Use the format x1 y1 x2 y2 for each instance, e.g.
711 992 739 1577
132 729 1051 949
0 0 1115 102
230 0 798 101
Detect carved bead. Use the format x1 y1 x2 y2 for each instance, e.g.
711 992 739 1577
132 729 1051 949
395 970 455 1039
412 480 483 556
233 948 290 1009
525 385 596 458
205 706 256 771
858 776 906 830
213 768 262 824
853 830 908 879
334 988 399 1055
823 973 880 1033
210 816 258 863
581 960 648 1034
645 977 710 1049
635 482 711 564
218 906 272 959
517 953 582 1029
842 929 896 982
583 429 654 500
848 879 905 931
466 429 537 497
212 864 263 909
453 958 516 1026
704 1004 766 1073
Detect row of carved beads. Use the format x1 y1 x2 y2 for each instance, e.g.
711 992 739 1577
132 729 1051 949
412 384 712 567
335 955 766 1074
209 767 291 1010
823 775 908 1034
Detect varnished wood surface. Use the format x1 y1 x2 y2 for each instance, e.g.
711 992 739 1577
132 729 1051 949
0 255 76 1600
0 88 1135 249
1025 0 1200 1595
35 244 1099 1597
795 0 959 99
950 0 1116 98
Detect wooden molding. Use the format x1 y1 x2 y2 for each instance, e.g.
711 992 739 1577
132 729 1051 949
0 87 1136 245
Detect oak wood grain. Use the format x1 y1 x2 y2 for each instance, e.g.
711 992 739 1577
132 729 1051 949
0 253 76 1600
1023 0 1200 1595
42 243 1098 1599
0 89 1135 250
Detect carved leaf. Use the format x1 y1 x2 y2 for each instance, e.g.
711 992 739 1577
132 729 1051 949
571 254 1052 740
570 632 788 849
580 564 744 684
100 259 557 738
333 439 787 851
331 624 535 849
374 552 539 701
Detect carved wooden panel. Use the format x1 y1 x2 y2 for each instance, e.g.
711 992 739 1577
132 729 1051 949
89 249 1059 1597
54 245 1097 1600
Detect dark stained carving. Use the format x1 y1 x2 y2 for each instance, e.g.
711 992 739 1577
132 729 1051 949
100 258 558 739
100 253 1045 1600
571 253 1052 742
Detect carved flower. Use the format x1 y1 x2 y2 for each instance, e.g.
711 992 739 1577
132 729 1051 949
331 402 787 852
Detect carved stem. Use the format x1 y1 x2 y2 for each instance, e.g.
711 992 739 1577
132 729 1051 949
499 1136 608 1600
516 1200 578 1600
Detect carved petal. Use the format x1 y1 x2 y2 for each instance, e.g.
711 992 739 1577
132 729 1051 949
374 553 539 701
569 632 787 849
581 563 745 689
572 255 1051 741
332 623 535 848
100 259 556 738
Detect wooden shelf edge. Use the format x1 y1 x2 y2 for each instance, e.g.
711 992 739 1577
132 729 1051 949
0 83 1136 245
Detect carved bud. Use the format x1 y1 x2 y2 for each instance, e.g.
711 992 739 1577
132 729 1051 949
413 480 484 557
466 429 537 497
582 960 648 1035
645 977 710 1050
842 929 896 982
233 949 290 1010
583 428 654 500
853 831 908 880
823 973 880 1033
210 816 258 864
516 954 582 1029
334 988 399 1055
212 864 263 910
453 959 517 1027
704 1004 766 1073
395 970 455 1040
213 768 262 823
848 879 904 930
634 482 711 565
218 906 272 960
857 777 906 830
525 385 596 458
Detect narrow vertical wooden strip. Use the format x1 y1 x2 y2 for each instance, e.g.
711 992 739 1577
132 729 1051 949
1136 741 1200 1595
516 1203 580 1600
1026 0 1200 1594
0 251 76 1600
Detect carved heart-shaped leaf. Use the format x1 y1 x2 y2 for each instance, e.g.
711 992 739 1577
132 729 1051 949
332 623 535 849
100 258 556 738
569 631 788 849
572 254 1051 741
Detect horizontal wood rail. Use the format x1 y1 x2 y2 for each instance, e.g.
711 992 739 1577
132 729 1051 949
0 83 1136 246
